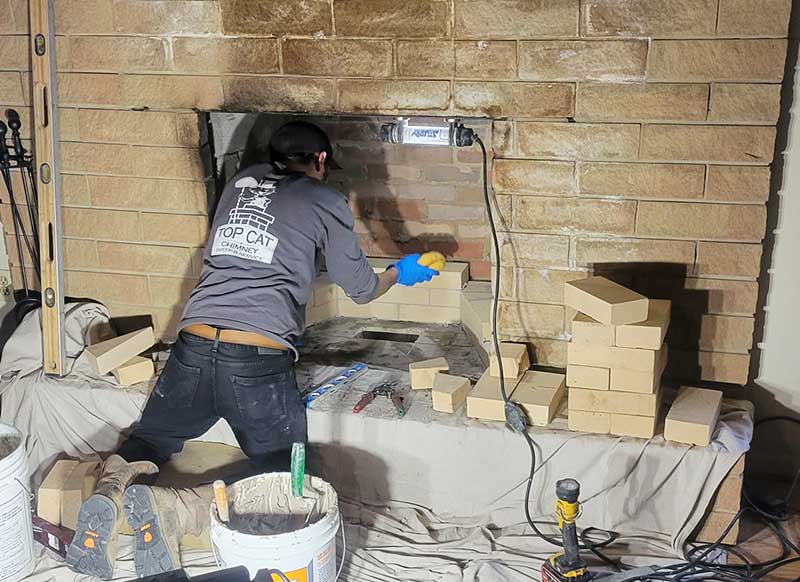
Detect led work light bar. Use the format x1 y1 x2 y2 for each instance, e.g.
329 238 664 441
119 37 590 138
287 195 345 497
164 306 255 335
379 118 475 147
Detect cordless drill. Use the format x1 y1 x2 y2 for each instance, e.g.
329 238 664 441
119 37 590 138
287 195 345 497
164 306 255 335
541 479 591 582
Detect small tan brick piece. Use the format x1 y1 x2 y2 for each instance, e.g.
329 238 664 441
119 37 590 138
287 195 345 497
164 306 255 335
396 41 454 78
517 269 586 304
493 159 574 195
0 72 24 105
38 460 80 525
696 510 739 545
455 41 517 80
579 162 705 200
708 84 782 124
697 315 755 353
467 369 521 422
528 338 568 368
122 75 224 110
635 201 767 242
432 373 471 414
368 259 468 291
68 36 167 72
568 410 610 434
696 242 762 278
409 357 449 390
499 233 571 269
224 77 336 113
338 301 398 320
610 412 658 439
427 262 469 290
615 299 671 350
582 0 718 37
60 461 100 530
572 312 614 345
717 0 792 36
705 166 771 204
498 301 565 338
58 72 123 107
173 38 280 75
610 350 667 394
684 278 759 316
665 387 723 446
514 196 636 236
455 82 574 118
334 0 449 37
519 41 647 82
576 83 709 122
612 344 668 373
112 356 155 386
455 0 578 38
568 342 613 368
648 40 787 83
712 473 744 513
220 0 332 35
567 365 609 391
576 237 696 269
461 282 492 342
516 122 639 161
511 371 566 427
489 342 530 379
569 386 660 417
398 305 460 324
283 39 393 78
565 276 649 325
55 0 114 33
113 1 219 34
340 80 450 113
668 350 750 385
641 125 776 164
85 327 155 376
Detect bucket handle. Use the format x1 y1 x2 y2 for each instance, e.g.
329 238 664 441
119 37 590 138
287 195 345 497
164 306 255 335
211 516 347 582
15 477 34 502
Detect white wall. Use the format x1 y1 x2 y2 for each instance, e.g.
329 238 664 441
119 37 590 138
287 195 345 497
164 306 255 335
757 56 800 409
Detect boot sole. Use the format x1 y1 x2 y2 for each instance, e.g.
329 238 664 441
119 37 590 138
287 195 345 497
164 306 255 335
124 485 181 577
66 494 118 580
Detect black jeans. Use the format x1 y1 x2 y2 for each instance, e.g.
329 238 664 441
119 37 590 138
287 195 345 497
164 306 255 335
117 331 307 474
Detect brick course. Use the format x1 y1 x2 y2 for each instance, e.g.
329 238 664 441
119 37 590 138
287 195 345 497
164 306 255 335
0 0 785 383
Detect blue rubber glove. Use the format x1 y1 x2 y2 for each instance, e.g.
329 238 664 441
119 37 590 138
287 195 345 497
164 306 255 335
392 254 439 286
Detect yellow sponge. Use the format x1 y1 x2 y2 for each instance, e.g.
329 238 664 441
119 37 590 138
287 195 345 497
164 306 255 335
418 251 446 272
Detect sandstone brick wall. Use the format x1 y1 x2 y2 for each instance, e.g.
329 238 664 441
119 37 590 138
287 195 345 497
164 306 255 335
0 0 790 385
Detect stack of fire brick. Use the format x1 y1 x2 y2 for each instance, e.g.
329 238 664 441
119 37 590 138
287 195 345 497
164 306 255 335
564 276 670 439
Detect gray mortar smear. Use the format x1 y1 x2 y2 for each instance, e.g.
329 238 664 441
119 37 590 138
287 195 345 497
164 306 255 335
222 474 337 537
0 435 20 461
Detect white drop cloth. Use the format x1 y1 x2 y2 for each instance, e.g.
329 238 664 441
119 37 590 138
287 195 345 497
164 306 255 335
0 305 753 582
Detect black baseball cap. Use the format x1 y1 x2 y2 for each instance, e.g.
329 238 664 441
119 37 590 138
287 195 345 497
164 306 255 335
268 121 341 169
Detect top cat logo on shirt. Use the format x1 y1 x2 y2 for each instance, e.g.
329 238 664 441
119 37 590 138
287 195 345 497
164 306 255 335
211 176 281 264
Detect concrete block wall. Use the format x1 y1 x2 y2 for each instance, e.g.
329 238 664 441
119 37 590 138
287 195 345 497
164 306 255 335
0 0 790 385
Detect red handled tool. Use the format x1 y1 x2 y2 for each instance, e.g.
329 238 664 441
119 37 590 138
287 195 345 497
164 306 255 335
353 381 405 417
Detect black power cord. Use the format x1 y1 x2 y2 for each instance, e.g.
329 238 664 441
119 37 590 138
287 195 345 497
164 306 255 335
475 132 800 581
474 134 621 570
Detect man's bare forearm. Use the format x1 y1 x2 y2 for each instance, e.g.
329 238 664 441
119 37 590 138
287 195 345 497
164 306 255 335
371 267 398 301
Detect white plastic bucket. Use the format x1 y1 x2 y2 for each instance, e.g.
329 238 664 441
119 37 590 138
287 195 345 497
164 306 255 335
0 423 34 582
210 473 340 581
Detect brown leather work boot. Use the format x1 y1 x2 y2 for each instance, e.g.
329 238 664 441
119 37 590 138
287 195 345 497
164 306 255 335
124 484 214 578
66 455 159 580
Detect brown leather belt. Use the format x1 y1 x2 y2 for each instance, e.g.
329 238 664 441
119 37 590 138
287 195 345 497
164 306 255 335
182 324 288 350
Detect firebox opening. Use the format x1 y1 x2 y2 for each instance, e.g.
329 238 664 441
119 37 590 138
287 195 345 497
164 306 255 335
201 112 494 282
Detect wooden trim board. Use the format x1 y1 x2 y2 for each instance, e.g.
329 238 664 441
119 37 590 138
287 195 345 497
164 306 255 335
29 0 66 375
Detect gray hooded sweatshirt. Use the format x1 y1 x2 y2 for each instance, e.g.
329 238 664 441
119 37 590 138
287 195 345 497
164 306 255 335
179 162 379 357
